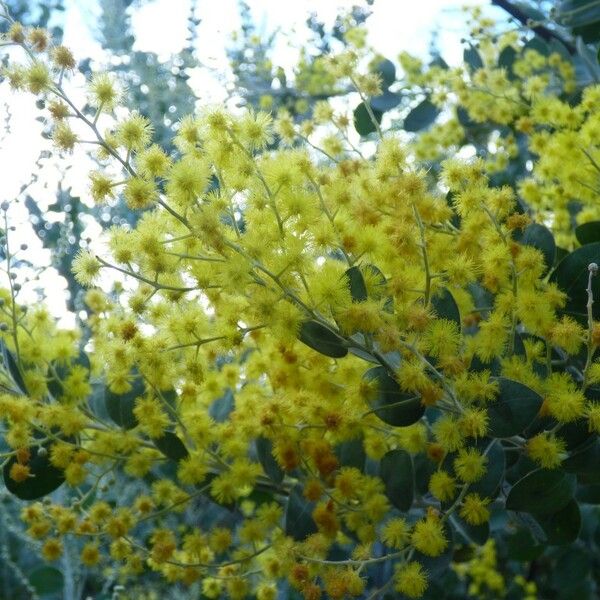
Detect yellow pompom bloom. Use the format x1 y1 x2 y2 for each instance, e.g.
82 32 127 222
116 112 153 151
545 378 586 423
428 470 457 502
42 538 63 561
459 408 489 439
25 61 50 94
177 452 208 485
587 403 600 433
432 415 464 452
454 448 487 483
394 561 428 598
124 177 157 210
89 73 120 109
166 156 211 207
81 542 101 566
526 433 565 469
9 462 31 483
137 144 172 178
411 512 448 557
381 517 410 549
459 493 490 525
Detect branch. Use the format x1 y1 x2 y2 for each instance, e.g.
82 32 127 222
491 0 576 54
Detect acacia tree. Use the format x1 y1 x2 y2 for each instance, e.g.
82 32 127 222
1 1 600 600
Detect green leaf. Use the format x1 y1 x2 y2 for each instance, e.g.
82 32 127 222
563 438 600 474
403 99 440 132
256 436 284 484
298 321 348 358
498 45 517 79
450 513 489 545
209 388 235 422
506 469 576 516
550 243 600 320
344 266 368 302
578 483 600 503
556 0 600 30
335 438 366 470
285 485 317 541
463 45 483 70
515 223 556 273
414 453 435 495
353 102 382 136
506 528 545 561
370 90 401 112
105 371 144 429
551 546 592 595
1 341 27 394
534 499 581 545
431 288 461 328
380 449 413 511
364 366 424 426
469 440 505 499
575 221 600 246
524 36 549 56
374 58 396 87
47 351 90 401
487 378 543 437
154 431 189 462
29 566 64 595
4 444 66 500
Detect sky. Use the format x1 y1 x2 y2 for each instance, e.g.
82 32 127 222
0 0 495 325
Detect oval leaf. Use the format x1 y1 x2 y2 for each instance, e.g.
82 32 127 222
209 388 235 422
353 102 382 136
4 444 65 500
487 378 543 437
154 431 189 462
380 449 413 511
364 366 424 426
1 341 27 394
534 499 581 545
515 223 556 273
344 266 368 303
404 98 440 132
464 45 483 70
563 437 600 474
550 243 600 320
285 485 317 541
256 436 284 484
105 372 144 429
335 438 366 470
370 90 401 112
431 288 461 328
298 321 348 358
506 469 576 516
450 513 489 546
374 58 396 87
469 439 505 499
575 221 600 246
29 566 64 595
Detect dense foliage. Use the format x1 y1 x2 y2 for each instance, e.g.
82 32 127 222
1 1 600 598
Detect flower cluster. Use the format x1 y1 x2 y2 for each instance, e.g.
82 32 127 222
1 4 600 599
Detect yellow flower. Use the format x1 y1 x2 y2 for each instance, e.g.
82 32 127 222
381 517 410 549
394 561 428 598
526 433 565 469
411 512 447 557
459 493 490 525
429 470 457 502
454 448 487 483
